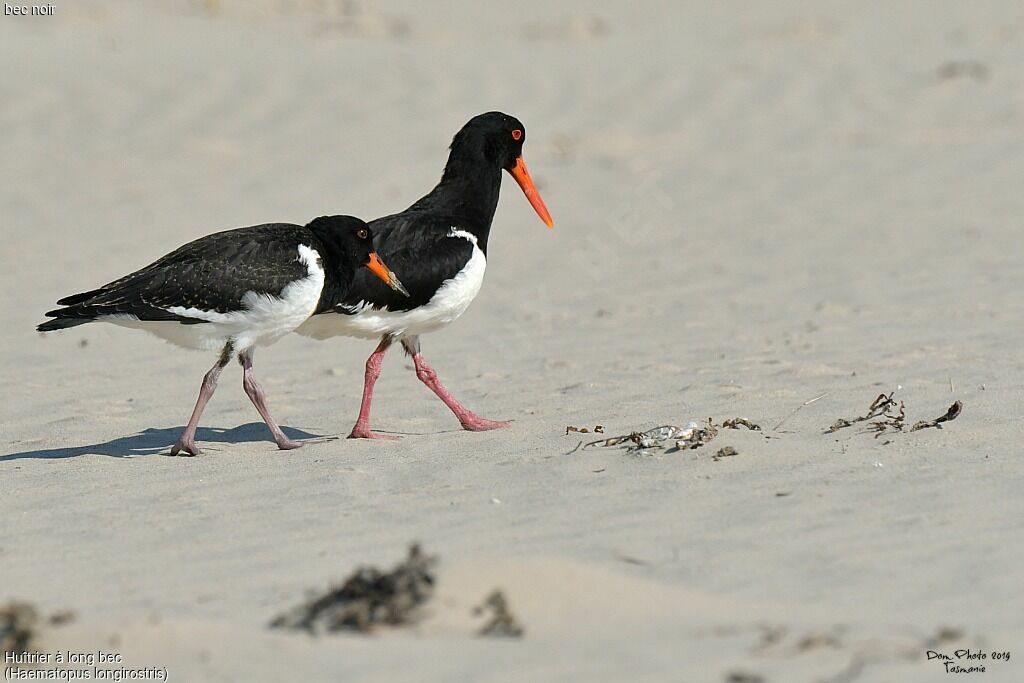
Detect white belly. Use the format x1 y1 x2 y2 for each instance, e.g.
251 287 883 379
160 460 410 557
101 245 325 352
298 231 486 341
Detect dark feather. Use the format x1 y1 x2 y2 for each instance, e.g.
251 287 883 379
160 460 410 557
337 212 475 314
39 224 314 329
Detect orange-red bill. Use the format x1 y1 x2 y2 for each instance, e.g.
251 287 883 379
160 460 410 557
508 156 554 228
366 252 410 296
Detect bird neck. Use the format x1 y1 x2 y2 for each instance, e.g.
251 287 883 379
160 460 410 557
408 153 502 252
306 225 358 313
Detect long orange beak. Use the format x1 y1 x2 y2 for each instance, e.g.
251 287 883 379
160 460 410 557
508 156 554 228
365 252 410 296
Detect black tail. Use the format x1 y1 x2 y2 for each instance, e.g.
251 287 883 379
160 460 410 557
56 287 107 307
37 315 92 332
37 286 110 331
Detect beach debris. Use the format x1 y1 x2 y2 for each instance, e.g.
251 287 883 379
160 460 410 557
866 399 906 438
270 544 436 634
473 590 524 638
722 417 761 431
826 392 899 434
565 424 604 435
583 422 711 453
1 602 38 654
577 416 761 455
673 419 719 450
826 393 963 438
910 401 963 432
583 424 692 451
713 446 738 461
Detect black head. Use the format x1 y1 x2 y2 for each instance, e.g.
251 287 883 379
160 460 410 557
307 215 375 264
306 215 409 295
451 111 528 171
447 112 554 228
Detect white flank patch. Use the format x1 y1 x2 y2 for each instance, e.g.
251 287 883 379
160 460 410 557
297 228 486 340
101 244 325 352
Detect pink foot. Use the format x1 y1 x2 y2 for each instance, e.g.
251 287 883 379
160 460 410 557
275 438 304 450
459 417 512 432
347 425 401 440
170 439 201 456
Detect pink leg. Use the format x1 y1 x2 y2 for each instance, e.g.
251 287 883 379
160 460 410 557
171 344 232 456
402 337 510 432
239 349 302 450
348 336 400 440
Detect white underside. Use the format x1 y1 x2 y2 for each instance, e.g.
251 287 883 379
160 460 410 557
297 229 486 341
100 244 325 353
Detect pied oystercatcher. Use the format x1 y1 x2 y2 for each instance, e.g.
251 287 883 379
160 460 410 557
297 112 554 439
38 215 408 455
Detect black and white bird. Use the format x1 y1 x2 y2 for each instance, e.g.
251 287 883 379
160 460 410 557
38 215 408 455
297 112 554 439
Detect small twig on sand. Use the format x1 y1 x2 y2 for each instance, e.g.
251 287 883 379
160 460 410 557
773 393 828 431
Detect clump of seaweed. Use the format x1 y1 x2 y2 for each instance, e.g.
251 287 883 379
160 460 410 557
826 392 901 435
270 544 436 634
826 393 962 439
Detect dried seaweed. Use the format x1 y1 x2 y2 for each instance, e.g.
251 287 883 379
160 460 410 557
473 590 524 638
867 400 905 438
722 418 761 431
270 545 436 634
911 401 963 432
827 393 963 439
565 425 604 435
825 393 899 434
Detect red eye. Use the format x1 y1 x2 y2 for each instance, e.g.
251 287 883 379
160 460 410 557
511 129 522 141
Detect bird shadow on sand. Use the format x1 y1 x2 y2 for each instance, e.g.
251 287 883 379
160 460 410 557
0 423 324 461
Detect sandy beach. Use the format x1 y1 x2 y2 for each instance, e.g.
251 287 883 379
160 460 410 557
2 1 1023 680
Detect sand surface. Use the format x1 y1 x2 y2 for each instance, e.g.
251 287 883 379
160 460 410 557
2 1 1023 681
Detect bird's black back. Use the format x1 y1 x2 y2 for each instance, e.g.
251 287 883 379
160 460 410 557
39 224 317 330
335 210 477 314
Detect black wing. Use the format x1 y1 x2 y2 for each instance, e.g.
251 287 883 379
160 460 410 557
39 223 314 331
335 212 475 314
